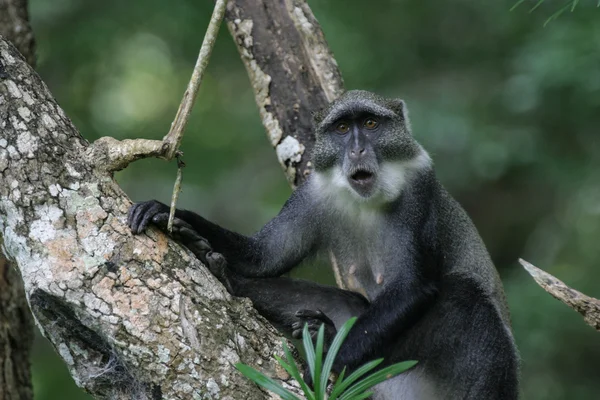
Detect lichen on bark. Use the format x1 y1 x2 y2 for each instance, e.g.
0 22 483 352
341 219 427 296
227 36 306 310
0 38 298 400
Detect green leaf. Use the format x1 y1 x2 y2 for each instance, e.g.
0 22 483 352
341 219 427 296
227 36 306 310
314 324 326 399
321 317 357 393
571 0 579 12
339 360 418 400
510 0 528 12
543 2 571 26
328 367 346 400
235 363 301 400
347 391 375 400
328 359 383 399
529 0 547 12
281 342 314 398
302 323 317 384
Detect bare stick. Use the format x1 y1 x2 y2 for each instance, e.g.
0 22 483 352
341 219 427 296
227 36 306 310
167 156 185 233
87 0 228 234
162 0 229 160
90 0 228 173
519 259 600 331
162 0 227 230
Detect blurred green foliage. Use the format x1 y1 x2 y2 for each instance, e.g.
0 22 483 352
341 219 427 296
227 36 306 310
27 0 600 398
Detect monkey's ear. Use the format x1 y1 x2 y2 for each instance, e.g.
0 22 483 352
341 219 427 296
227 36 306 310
387 99 407 120
388 98 412 133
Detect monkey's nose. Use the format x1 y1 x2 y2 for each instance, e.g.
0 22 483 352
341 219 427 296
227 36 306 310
349 147 366 160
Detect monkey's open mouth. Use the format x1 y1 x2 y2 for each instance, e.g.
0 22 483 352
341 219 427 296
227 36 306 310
350 170 375 185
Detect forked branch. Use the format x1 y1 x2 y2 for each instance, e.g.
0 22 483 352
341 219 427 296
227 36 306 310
86 0 228 173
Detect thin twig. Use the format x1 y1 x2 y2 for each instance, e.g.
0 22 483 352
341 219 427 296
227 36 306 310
167 154 185 233
90 0 229 175
163 0 228 230
162 0 229 160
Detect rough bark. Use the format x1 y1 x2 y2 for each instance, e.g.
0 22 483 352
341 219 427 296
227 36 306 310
0 1 35 399
0 255 33 400
226 0 368 293
519 259 600 331
0 38 300 399
226 0 345 187
0 0 35 66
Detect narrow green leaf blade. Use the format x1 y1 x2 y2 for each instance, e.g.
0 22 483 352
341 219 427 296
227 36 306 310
510 0 527 11
321 317 357 391
328 359 383 399
347 391 375 400
281 342 314 398
328 367 347 400
571 0 579 12
529 0 546 12
314 324 326 399
235 363 301 400
543 3 570 26
340 360 418 399
274 355 315 400
302 323 317 383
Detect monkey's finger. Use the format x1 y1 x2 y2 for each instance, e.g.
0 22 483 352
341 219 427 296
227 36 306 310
136 203 164 234
297 309 336 327
295 309 324 318
205 252 227 277
295 309 330 323
151 213 170 230
130 201 164 234
177 226 207 245
129 202 151 233
127 203 139 227
128 202 150 232
292 329 303 339
171 217 194 231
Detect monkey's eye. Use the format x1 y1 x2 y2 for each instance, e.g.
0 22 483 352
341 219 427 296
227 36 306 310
363 117 379 130
335 121 350 134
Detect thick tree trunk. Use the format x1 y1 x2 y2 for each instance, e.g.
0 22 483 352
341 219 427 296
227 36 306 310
0 0 35 66
0 1 36 399
0 38 300 399
0 0 352 398
0 256 33 400
226 0 344 187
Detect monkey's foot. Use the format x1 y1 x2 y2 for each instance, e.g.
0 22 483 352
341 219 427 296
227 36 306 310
292 309 337 352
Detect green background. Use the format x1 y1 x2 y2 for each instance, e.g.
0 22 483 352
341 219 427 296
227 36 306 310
27 0 600 398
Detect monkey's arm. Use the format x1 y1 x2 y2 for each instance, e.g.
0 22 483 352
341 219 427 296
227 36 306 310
128 184 319 277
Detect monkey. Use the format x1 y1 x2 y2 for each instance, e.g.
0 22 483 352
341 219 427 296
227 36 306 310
128 90 519 399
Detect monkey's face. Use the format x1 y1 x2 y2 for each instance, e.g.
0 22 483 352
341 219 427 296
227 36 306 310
312 91 427 203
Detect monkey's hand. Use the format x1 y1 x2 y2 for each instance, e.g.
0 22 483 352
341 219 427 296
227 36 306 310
127 201 234 293
292 309 337 347
292 310 337 389
128 200 170 234
292 309 337 351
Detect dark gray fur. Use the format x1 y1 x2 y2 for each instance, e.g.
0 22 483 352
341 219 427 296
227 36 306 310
128 90 519 399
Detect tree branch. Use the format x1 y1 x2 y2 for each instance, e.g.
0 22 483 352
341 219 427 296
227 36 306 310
0 1 36 399
519 259 600 331
0 0 35 66
226 0 345 187
0 37 300 399
162 0 228 160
